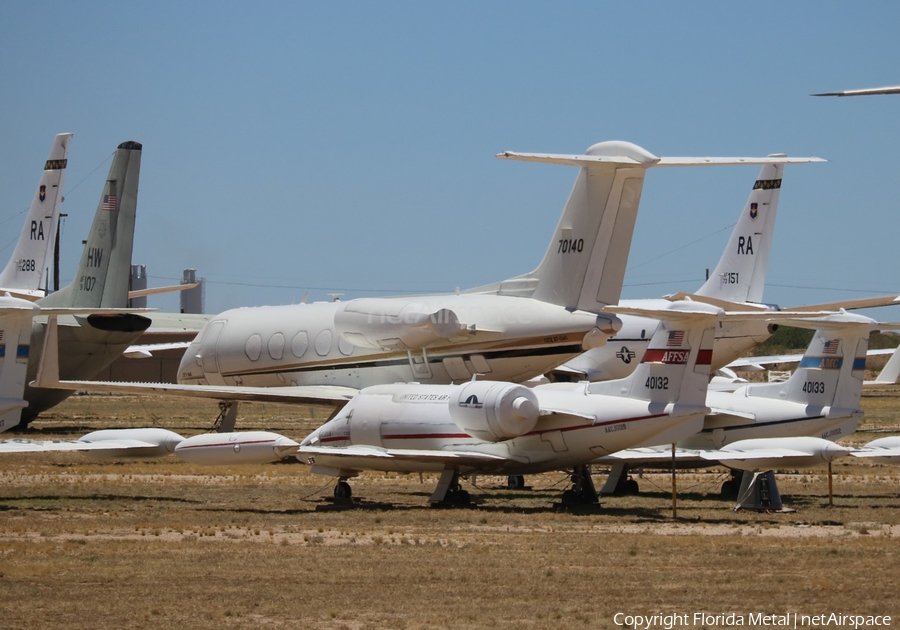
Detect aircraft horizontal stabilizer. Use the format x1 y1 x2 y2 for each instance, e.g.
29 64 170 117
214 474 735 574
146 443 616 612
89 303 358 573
128 282 199 300
786 295 900 312
498 149 824 168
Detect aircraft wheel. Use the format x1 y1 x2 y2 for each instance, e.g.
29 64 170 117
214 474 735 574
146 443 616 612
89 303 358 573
507 475 526 490
334 481 352 499
561 489 578 505
456 490 470 505
623 479 640 495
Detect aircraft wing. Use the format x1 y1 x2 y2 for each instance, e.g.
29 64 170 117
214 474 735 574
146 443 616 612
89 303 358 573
0 437 165 454
33 378 356 406
813 86 900 97
785 294 900 312
599 446 708 464
299 445 511 466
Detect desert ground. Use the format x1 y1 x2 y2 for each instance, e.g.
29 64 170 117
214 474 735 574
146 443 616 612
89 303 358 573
0 387 898 630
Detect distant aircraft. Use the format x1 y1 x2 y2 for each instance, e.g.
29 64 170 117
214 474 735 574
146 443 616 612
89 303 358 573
0 133 72 300
598 311 899 499
171 143 819 399
10 141 153 429
813 86 900 97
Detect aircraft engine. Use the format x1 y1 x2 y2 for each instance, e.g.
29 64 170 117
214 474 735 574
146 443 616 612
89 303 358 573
78 428 185 460
335 299 467 350
174 431 300 465
448 381 539 442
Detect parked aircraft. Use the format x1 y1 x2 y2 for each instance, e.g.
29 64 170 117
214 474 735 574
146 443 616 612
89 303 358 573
598 311 897 496
0 133 72 300
10 141 153 429
172 143 819 398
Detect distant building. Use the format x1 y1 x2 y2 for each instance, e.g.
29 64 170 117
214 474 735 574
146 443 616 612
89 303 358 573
128 264 147 308
180 268 205 314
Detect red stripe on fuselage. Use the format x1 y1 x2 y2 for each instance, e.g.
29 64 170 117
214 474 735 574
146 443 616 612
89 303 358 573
641 348 712 365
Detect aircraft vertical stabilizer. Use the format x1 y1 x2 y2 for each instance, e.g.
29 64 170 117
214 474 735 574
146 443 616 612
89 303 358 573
39 141 142 309
739 313 874 414
695 160 784 304
0 133 73 297
588 301 718 412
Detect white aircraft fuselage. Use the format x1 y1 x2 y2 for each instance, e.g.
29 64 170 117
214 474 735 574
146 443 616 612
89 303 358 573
177 295 617 389
301 381 706 476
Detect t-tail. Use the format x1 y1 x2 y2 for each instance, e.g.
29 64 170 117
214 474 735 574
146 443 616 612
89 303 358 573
38 141 142 309
485 143 822 314
0 133 73 298
694 158 785 304
738 312 876 415
588 300 719 413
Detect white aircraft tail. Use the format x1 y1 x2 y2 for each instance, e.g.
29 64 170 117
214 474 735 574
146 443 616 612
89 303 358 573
38 141 142 309
489 144 821 314
0 133 73 297
587 300 719 410
694 158 785 304
740 312 876 413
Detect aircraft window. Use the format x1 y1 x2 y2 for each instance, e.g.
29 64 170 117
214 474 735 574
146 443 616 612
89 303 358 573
315 329 333 356
338 336 354 356
641 329 646 339
291 331 309 358
268 333 285 360
245 334 262 362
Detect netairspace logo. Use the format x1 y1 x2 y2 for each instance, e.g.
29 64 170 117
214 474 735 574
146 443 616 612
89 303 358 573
613 612 892 629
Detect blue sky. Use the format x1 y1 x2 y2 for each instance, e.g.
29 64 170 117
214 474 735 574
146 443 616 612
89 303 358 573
1 2 898 319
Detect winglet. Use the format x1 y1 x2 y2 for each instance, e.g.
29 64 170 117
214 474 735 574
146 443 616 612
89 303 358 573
33 315 60 388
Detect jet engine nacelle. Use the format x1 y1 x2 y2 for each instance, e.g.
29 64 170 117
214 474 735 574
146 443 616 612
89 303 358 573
174 431 300 465
448 381 539 442
335 299 467 350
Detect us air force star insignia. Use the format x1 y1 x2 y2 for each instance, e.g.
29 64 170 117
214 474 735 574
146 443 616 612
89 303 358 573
616 346 636 364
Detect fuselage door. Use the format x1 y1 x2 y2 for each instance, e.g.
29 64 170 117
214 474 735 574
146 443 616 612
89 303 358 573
199 320 226 381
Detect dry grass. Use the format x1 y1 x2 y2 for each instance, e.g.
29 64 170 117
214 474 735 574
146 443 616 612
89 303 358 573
0 391 899 629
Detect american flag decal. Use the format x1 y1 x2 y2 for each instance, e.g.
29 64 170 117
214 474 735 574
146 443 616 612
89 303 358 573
667 331 685 347
102 194 117 211
823 340 840 355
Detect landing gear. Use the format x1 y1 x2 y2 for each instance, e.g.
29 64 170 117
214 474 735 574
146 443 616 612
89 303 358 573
429 469 472 506
333 479 352 500
507 475 526 490
559 465 599 506
599 463 641 495
211 401 239 433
